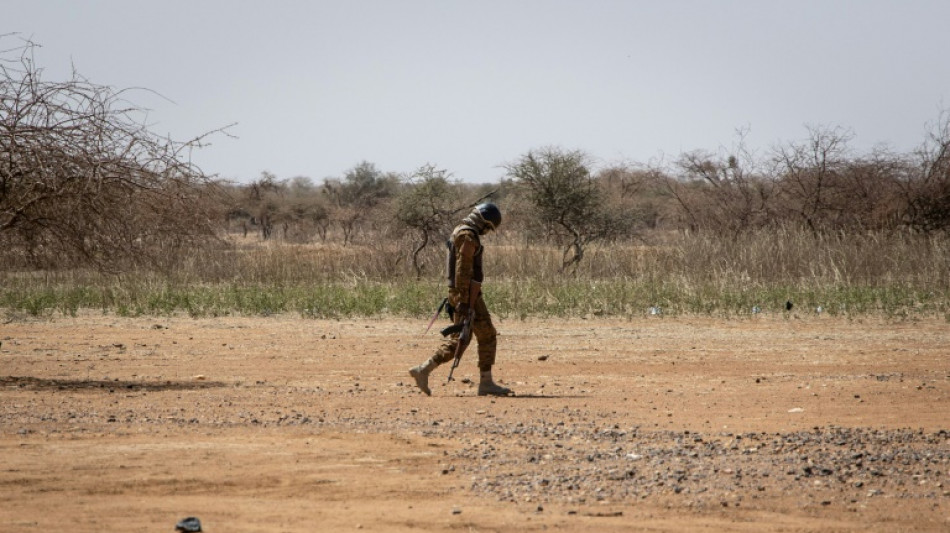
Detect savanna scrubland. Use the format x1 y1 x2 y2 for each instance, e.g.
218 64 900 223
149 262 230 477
3 36 950 532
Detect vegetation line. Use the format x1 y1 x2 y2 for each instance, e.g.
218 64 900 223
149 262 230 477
2 235 947 320
3 36 949 322
1 279 945 320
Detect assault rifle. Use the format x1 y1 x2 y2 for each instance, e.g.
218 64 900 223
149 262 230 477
445 280 480 382
445 305 473 382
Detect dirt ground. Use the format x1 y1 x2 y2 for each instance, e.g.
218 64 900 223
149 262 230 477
1 312 949 532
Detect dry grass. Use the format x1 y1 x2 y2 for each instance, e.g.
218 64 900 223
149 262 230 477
1 228 947 319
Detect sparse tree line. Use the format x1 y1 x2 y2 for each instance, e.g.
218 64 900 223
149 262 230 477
3 36 949 276
224 121 950 272
666 123 950 237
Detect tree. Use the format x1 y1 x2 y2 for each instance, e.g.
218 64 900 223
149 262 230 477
245 171 284 239
830 151 905 231
393 164 459 278
597 164 664 230
903 110 950 233
505 147 630 273
771 125 853 233
669 131 775 236
0 36 227 270
322 161 397 245
286 176 331 242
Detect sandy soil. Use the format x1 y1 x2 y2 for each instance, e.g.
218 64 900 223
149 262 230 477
1 312 948 532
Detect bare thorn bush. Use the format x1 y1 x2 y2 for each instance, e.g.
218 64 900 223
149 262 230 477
0 36 228 271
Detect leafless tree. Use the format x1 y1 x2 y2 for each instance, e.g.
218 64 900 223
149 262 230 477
666 130 775 236
771 125 853 233
596 163 667 230
832 150 907 231
903 110 950 233
0 36 229 270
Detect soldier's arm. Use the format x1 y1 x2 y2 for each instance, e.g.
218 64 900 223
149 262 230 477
454 234 477 305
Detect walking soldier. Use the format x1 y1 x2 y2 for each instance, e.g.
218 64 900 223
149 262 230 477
409 202 514 397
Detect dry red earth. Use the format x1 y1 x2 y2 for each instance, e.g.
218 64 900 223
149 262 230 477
1 312 949 532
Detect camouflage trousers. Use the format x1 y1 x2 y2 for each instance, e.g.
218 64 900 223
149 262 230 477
432 292 497 370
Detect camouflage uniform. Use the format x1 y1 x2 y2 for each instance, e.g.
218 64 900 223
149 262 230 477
408 203 511 396
430 225 497 369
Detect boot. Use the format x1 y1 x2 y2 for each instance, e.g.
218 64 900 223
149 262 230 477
409 356 441 396
478 368 514 397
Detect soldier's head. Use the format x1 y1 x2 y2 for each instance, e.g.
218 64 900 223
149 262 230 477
463 202 502 235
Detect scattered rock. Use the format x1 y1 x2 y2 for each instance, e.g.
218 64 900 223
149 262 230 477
175 517 202 532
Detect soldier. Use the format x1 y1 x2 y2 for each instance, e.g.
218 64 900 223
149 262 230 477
409 202 514 397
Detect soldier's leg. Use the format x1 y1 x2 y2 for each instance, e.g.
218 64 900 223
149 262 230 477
410 332 462 396
409 295 462 396
472 299 513 396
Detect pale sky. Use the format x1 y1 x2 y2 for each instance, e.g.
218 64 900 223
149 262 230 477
7 0 950 183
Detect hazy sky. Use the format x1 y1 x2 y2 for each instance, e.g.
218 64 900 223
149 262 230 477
7 0 950 183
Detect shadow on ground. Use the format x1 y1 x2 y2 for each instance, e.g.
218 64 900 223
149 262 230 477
1 375 227 392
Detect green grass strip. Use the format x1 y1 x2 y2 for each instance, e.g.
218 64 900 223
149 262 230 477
1 278 947 320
